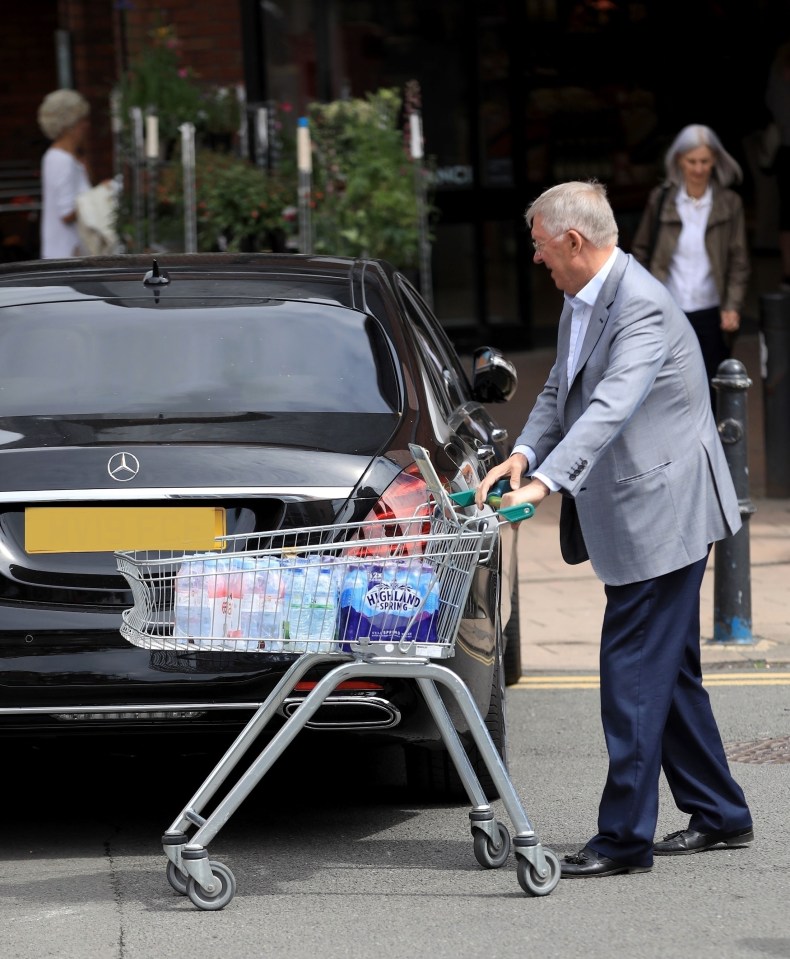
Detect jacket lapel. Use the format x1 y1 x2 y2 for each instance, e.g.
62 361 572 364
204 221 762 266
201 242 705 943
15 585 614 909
556 300 573 408
568 249 628 391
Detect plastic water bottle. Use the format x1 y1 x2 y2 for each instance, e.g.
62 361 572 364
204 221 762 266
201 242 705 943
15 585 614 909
408 562 441 643
201 556 243 644
238 557 287 652
174 558 211 640
338 564 370 651
234 557 261 648
283 557 339 652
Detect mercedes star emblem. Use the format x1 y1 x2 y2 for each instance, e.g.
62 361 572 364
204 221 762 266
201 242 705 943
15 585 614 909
107 451 140 482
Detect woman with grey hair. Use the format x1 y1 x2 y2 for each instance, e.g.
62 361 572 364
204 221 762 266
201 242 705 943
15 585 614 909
37 89 92 258
631 124 750 407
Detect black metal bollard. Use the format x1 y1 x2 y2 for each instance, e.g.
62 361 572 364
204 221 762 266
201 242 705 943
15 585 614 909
759 292 790 497
711 359 754 644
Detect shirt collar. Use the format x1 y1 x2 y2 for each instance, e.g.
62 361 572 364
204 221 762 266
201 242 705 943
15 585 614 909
565 246 619 309
678 184 712 208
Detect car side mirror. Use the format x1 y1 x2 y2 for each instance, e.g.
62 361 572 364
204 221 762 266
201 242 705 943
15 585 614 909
471 347 518 403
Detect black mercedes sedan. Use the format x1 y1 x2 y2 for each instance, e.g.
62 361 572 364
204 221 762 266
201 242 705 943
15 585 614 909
0 252 521 797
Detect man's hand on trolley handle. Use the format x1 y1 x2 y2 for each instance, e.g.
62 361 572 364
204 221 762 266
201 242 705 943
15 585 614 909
474 452 551 519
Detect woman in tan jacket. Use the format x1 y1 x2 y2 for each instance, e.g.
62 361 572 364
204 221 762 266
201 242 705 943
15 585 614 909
631 124 750 407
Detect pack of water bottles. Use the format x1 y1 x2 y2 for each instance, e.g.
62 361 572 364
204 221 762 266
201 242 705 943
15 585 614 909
338 560 441 650
173 554 341 653
171 551 442 653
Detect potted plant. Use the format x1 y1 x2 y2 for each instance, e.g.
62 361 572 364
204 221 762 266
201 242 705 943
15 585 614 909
117 21 203 157
199 85 243 153
308 87 434 270
152 149 298 253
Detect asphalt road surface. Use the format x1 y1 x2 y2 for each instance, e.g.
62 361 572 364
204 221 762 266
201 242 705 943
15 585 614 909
1 682 787 959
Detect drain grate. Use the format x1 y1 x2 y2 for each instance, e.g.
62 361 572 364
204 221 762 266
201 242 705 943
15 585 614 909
725 736 790 764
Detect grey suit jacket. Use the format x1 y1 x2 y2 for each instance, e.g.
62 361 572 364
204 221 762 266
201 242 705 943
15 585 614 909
515 250 741 586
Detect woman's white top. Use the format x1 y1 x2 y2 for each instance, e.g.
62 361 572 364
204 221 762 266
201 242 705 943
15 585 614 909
40 146 91 258
665 185 719 313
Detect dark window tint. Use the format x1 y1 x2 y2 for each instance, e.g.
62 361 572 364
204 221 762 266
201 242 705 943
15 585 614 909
0 299 399 416
396 278 472 413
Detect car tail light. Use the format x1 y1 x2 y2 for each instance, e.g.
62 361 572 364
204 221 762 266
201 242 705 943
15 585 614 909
350 464 442 556
293 680 383 692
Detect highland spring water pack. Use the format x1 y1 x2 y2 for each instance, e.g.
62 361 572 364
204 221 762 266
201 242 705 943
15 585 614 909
338 560 441 651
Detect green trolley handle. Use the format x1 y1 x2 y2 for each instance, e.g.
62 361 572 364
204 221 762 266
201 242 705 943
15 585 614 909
449 479 535 523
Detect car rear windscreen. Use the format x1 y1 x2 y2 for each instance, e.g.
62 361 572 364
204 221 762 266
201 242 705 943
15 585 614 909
0 298 400 417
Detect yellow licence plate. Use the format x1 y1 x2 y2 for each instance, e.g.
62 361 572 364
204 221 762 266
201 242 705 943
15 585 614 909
25 507 226 554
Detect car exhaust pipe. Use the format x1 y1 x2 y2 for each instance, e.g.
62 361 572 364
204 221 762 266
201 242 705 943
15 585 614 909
280 695 401 730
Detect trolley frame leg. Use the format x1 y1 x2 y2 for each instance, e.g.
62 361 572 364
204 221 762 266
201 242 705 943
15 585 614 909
162 652 340 875
176 656 550 892
413 666 548 877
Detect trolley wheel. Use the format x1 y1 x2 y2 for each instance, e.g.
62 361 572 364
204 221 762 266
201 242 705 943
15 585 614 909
186 860 237 911
473 821 511 869
165 860 189 896
516 849 561 897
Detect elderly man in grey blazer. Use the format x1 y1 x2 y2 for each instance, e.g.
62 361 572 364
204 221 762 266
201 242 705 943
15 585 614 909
477 180 753 878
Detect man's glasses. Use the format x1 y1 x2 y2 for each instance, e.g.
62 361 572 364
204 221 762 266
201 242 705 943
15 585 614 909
532 232 567 255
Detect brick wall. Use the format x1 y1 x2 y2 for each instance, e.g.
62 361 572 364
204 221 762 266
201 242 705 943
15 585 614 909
1 2 59 167
120 1 244 90
60 0 117 182
1 0 246 176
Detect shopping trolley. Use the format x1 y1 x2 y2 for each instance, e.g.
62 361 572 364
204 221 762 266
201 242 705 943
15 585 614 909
115 445 560 910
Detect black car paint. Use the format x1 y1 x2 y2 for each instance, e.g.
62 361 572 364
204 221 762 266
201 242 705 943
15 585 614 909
0 253 518 750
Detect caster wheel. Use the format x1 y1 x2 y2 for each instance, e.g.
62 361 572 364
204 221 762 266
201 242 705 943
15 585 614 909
186 860 237 911
516 849 560 896
473 821 511 869
166 860 188 896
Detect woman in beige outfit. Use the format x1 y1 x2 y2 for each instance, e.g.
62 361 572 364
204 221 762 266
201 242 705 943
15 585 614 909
631 124 750 407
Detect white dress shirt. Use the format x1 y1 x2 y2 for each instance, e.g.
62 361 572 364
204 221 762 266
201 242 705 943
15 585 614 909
513 246 619 492
664 185 719 313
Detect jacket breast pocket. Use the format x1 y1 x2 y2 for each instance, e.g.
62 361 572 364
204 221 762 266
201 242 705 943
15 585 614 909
614 460 671 484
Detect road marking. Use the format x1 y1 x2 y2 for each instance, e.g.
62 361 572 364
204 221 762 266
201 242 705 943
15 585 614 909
514 672 790 690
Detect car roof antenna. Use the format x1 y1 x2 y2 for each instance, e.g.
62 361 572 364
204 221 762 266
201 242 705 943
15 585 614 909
143 258 171 287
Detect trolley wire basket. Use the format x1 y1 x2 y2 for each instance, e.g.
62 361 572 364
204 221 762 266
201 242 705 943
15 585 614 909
116 506 493 661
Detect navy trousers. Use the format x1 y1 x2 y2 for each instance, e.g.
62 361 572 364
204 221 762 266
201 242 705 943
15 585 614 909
587 553 752 867
686 307 730 408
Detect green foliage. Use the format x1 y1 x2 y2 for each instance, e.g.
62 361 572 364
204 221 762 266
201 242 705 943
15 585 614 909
118 22 203 148
308 88 433 269
116 39 432 268
153 150 298 252
200 86 242 136
115 16 431 265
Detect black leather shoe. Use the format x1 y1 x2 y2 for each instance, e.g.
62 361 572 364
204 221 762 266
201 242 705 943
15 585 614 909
560 846 652 878
653 826 754 856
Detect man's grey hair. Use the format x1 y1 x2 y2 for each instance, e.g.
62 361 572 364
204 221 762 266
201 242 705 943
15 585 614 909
37 89 90 141
525 180 618 248
663 124 743 187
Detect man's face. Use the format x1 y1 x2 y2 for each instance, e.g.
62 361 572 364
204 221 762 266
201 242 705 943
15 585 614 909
678 145 715 196
531 214 574 294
